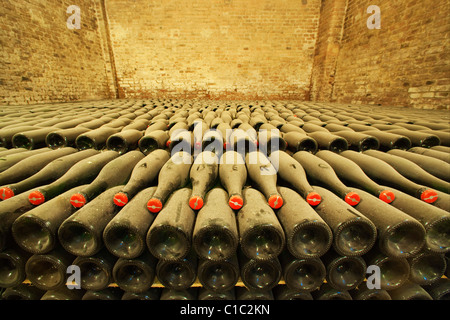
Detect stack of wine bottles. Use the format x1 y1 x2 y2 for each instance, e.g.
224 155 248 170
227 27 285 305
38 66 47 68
0 99 449 301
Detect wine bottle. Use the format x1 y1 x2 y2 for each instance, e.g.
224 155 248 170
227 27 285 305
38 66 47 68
192 188 239 261
11 185 88 254
75 127 122 150
0 147 52 173
58 186 124 257
350 286 392 300
188 151 219 210
72 247 118 291
1 283 45 300
197 255 240 292
112 149 170 207
314 150 396 203
159 288 198 300
46 127 91 149
431 145 450 153
305 131 349 153
322 249 366 291
229 128 257 155
386 128 441 148
0 244 31 288
245 151 283 209
273 285 313 300
81 287 124 300
239 249 282 292
237 188 285 260
292 151 362 206
167 130 193 154
106 129 144 154
276 186 332 258
70 150 145 208
269 151 322 206
0 147 78 186
155 249 197 290
279 249 326 292
340 150 439 204
103 187 157 259
0 149 98 200
363 150 450 194
146 151 193 213
382 186 450 253
235 286 274 300
27 150 120 205
138 130 169 155
146 188 196 261
12 127 61 150
112 250 157 293
40 286 86 300
360 130 412 151
25 245 76 291
363 247 410 291
121 288 161 300
408 250 446 286
218 151 247 210
407 146 450 163
198 288 235 300
424 278 450 300
388 280 433 300
387 149 450 182
353 188 426 258
332 131 380 151
0 126 41 148
258 129 287 155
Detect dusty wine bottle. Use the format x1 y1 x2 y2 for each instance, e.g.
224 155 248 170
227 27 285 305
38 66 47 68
188 151 219 210
360 130 412 151
25 245 76 291
218 150 248 210
332 131 380 151
269 151 322 206
0 147 52 173
314 150 396 203
273 285 313 300
349 286 392 300
112 149 170 207
28 150 120 205
353 188 426 258
103 187 157 259
235 286 274 300
388 280 433 300
279 249 326 292
292 151 362 206
340 150 439 204
159 288 198 300
11 185 88 254
72 247 118 291
70 150 145 208
408 146 450 163
112 250 157 293
81 287 124 300
58 186 124 257
75 127 122 150
146 188 196 261
197 255 240 292
239 249 282 292
363 149 450 194
106 129 144 154
245 151 283 209
45 127 91 149
424 278 450 300
237 188 285 260
121 288 161 300
407 250 446 286
0 149 98 200
387 148 450 182
0 243 31 288
276 186 332 258
138 130 169 155
146 151 193 213
192 188 239 261
156 249 198 290
0 147 77 186
197 288 235 300
1 283 45 300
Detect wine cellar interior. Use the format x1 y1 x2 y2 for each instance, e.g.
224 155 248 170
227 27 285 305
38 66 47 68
0 0 449 302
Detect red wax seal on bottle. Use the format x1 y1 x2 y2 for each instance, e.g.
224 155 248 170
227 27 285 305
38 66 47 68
229 195 244 210
306 192 322 206
147 198 163 213
420 189 438 203
113 192 129 207
379 190 395 204
268 195 283 209
189 196 204 210
70 193 87 208
0 187 14 200
29 190 45 205
344 192 360 206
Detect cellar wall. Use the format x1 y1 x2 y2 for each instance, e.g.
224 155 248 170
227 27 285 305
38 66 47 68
105 0 322 100
0 0 115 105
330 0 450 109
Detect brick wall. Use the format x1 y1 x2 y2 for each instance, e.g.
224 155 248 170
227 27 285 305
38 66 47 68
106 0 321 100
331 0 450 109
0 0 114 106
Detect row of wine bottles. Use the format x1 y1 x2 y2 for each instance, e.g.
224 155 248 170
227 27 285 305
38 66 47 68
2 279 449 300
